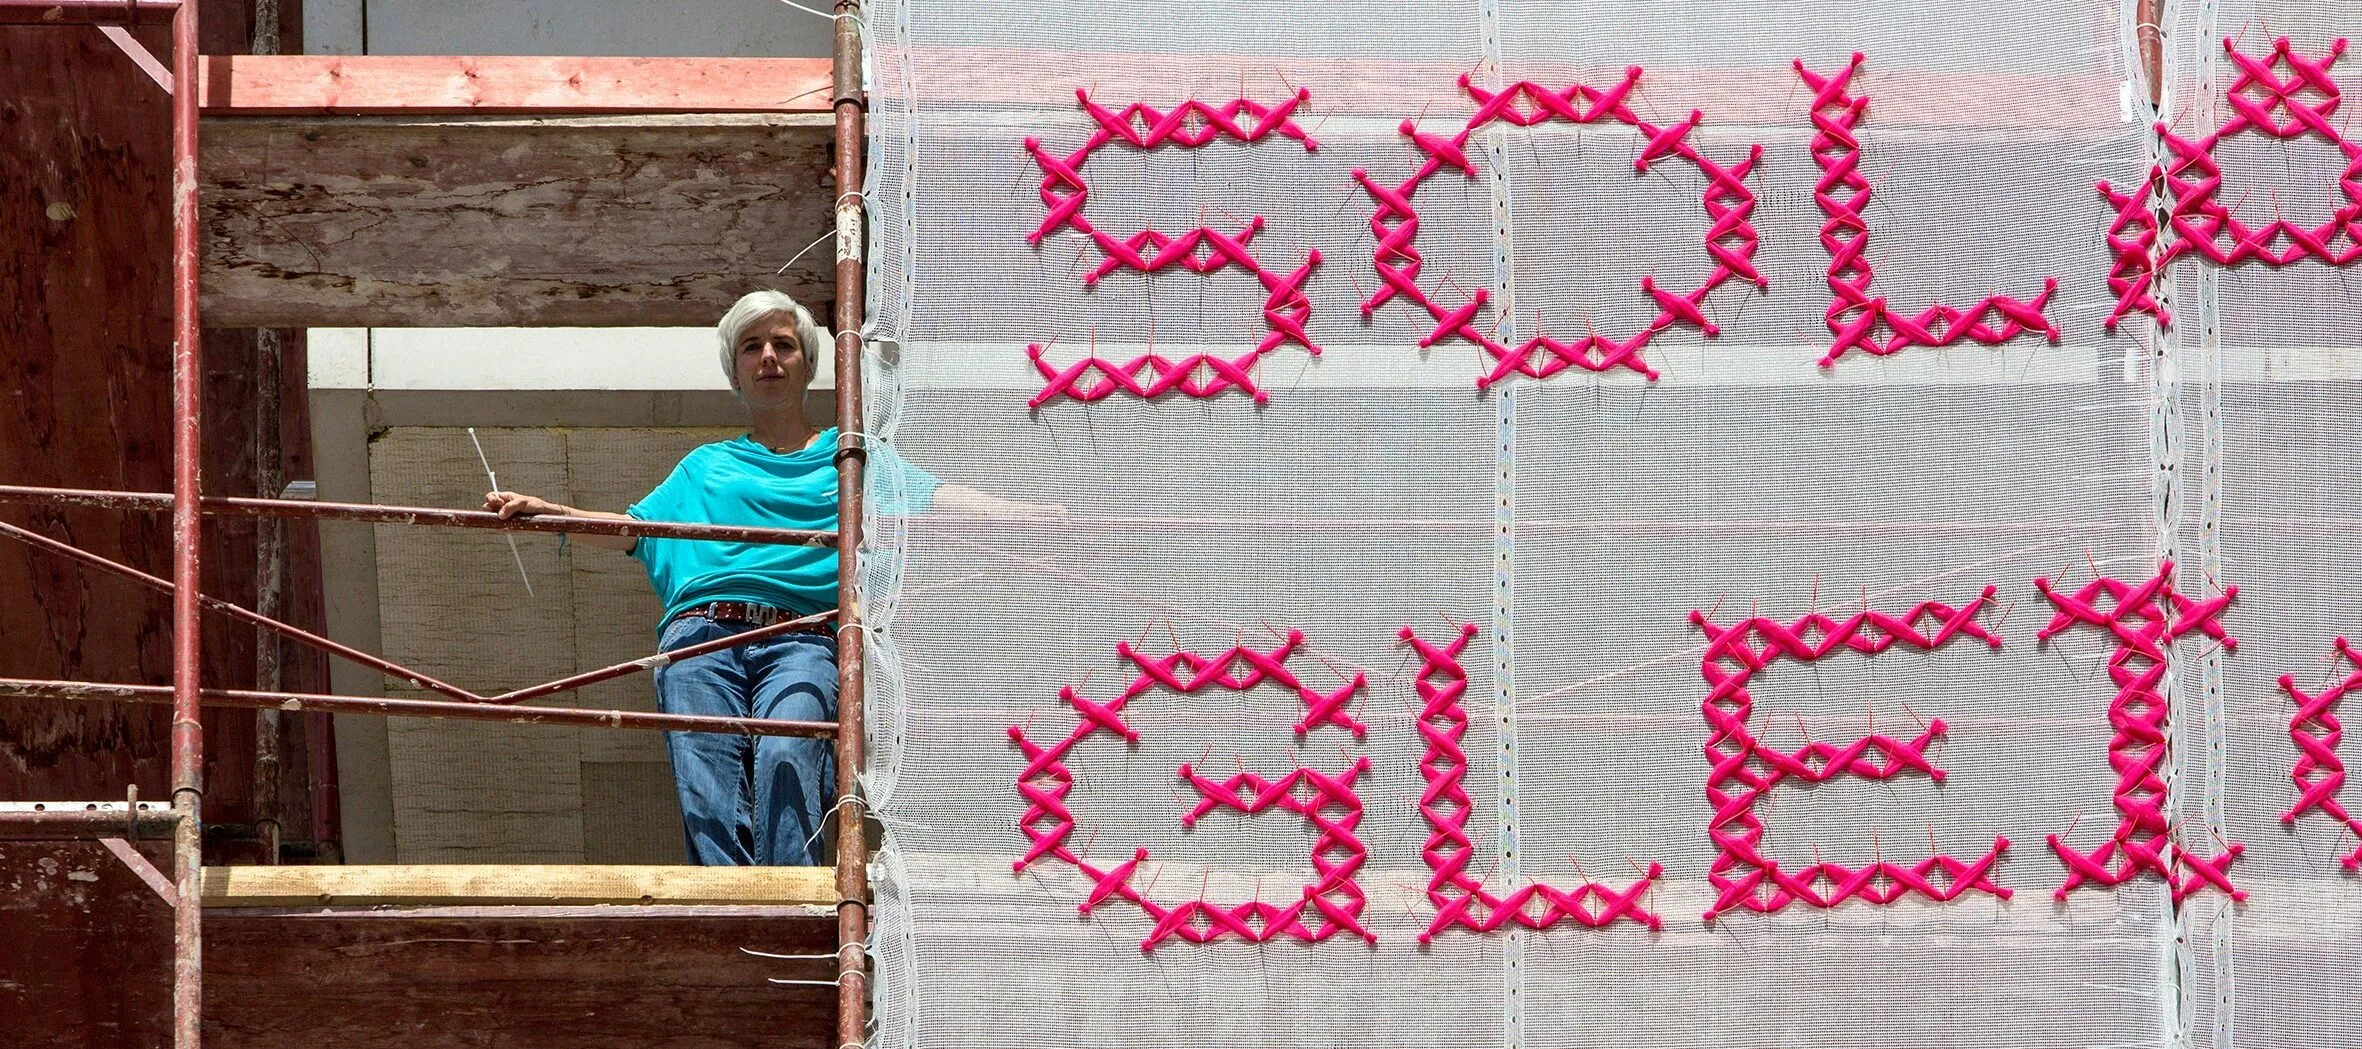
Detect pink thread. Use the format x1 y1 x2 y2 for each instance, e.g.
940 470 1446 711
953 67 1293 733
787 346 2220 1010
1354 69 1764 387
1024 90 1324 405
1025 344 1270 407
1693 589 2012 921
2280 636 2362 870
1402 624 1663 941
2034 562 2245 903
2161 38 2362 269
1009 632 1374 949
2098 38 2362 329
1795 54 2060 366
2097 168 2170 329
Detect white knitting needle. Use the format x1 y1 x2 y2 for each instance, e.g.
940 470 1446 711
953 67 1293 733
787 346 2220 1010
468 427 536 598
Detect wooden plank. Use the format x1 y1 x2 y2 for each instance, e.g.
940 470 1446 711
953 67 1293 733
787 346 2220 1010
0 841 173 1049
201 864 839 906
204 908 835 1049
198 114 836 328
196 55 835 115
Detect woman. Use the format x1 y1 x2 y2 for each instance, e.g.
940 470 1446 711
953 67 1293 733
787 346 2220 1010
486 289 1031 866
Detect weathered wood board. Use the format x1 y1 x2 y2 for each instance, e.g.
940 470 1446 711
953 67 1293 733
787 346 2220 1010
199 114 836 327
203 906 837 1049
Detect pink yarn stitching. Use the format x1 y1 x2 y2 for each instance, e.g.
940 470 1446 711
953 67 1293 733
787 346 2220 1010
2034 562 2245 903
1795 54 2060 366
1025 344 1270 407
2162 38 2362 268
2098 168 2170 329
1024 90 1324 406
2101 37 2362 328
1009 632 1374 949
1353 69 1765 387
1693 589 2012 921
2280 636 2362 870
1402 624 1663 941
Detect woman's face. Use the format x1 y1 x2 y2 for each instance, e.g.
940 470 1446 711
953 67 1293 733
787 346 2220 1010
734 314 808 411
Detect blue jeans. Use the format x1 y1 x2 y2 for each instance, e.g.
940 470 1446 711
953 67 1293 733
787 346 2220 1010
652 615 838 866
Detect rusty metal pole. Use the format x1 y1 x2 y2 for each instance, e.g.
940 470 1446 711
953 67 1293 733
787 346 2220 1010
250 2 286 867
253 333 286 864
831 3 873 1047
2138 0 2163 108
0 678 841 738
167 0 204 1041
0 485 838 546
0 518 490 703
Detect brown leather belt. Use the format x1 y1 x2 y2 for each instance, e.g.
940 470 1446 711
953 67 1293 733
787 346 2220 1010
676 601 831 633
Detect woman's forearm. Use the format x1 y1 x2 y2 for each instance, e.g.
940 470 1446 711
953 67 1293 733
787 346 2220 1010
484 491 638 552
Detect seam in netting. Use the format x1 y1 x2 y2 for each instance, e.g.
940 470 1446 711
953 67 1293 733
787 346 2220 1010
1402 623 1663 940
1353 68 1764 387
2280 636 2362 870
1794 54 2060 366
1007 632 1373 950
1023 90 1324 406
2034 562 2245 902
1692 590 2011 921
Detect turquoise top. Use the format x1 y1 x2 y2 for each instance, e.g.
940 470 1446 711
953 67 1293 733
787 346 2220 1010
628 429 937 627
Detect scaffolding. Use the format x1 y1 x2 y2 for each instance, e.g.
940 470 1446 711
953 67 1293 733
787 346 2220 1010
0 3 875 1047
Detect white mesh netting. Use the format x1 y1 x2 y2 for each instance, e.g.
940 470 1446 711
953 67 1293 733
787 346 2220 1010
858 1 2362 1045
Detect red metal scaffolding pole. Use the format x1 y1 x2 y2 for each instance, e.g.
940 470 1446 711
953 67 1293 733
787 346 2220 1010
832 3 873 1046
167 0 203 1042
485 611 838 705
0 518 489 703
0 678 838 738
0 485 837 547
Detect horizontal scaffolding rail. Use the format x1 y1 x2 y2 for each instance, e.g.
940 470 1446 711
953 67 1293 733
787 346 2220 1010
0 515 839 709
0 804 182 840
0 485 836 547
0 0 179 26
0 678 836 738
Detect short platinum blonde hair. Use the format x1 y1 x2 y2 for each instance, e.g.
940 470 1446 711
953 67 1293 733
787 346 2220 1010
716 290 828 392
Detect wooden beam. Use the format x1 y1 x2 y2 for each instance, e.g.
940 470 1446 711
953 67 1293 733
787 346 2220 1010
204 909 835 1049
196 55 835 115
201 863 839 907
199 114 835 328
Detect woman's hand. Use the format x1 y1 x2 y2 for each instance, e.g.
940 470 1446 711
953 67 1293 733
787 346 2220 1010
484 491 567 519
482 492 640 552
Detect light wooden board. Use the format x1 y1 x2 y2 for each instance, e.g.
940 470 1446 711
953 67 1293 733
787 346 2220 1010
201 864 837 906
196 55 834 115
